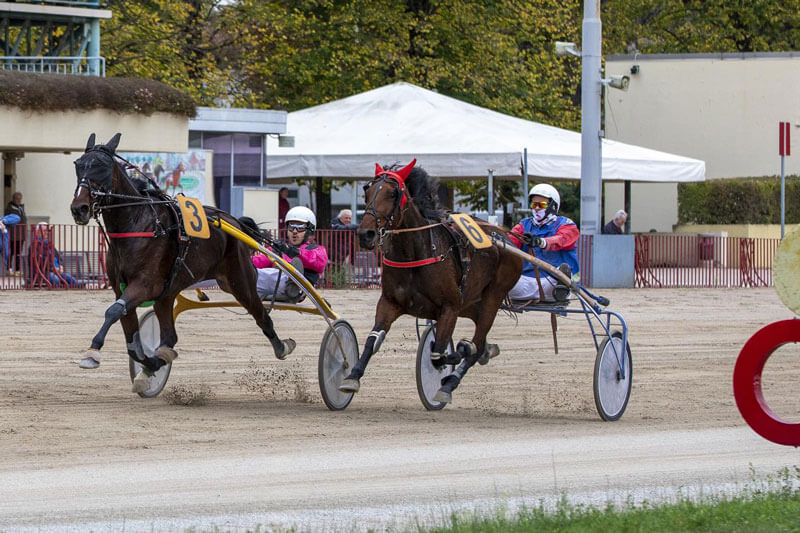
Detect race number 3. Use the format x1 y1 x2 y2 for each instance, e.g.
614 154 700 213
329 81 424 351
449 213 492 249
177 196 210 239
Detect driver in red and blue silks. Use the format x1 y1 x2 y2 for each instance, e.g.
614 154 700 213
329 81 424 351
507 183 579 302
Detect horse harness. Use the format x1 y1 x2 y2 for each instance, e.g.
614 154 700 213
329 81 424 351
79 148 197 297
381 219 473 299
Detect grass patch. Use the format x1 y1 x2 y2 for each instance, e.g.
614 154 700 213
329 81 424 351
426 466 800 532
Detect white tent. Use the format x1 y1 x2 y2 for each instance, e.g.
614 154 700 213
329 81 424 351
266 82 705 182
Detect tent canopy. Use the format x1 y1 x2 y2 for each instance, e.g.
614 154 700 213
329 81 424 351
266 82 705 182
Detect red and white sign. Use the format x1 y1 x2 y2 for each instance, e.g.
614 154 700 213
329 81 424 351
779 121 791 156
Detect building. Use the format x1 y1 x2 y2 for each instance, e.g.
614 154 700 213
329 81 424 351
604 52 800 232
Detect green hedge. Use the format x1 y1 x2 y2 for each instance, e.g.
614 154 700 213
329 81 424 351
0 71 196 117
678 177 800 224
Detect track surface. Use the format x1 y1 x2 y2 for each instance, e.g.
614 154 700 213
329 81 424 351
1 288 798 531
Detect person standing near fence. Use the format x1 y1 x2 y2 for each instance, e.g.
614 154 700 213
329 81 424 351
602 210 628 235
4 192 25 273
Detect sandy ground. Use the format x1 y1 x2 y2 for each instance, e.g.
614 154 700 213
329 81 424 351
1 287 799 531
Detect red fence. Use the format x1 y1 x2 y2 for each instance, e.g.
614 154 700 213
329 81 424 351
0 224 108 290
0 225 781 290
633 233 779 288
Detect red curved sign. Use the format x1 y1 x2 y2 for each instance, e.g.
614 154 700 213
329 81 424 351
733 320 800 446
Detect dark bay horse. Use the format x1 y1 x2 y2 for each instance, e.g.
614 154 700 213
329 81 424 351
70 133 295 392
339 159 523 403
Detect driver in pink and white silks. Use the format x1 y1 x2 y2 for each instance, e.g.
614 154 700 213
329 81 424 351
252 206 328 300
507 183 579 302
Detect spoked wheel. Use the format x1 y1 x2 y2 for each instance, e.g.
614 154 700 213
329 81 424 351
318 319 359 411
415 323 455 411
593 330 632 421
128 309 172 398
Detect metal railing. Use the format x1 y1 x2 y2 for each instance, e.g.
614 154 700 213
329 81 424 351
0 56 105 76
0 224 108 290
634 234 779 288
0 225 782 291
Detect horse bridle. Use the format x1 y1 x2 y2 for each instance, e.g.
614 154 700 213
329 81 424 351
74 147 173 219
362 172 410 243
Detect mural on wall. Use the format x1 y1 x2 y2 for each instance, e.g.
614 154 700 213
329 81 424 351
119 150 207 203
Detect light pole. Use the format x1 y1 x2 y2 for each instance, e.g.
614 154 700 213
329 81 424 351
556 2 627 235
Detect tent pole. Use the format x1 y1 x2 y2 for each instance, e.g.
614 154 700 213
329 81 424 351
523 148 529 210
351 181 358 222
624 180 631 233
487 169 494 219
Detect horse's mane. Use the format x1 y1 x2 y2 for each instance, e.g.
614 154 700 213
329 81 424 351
385 163 448 222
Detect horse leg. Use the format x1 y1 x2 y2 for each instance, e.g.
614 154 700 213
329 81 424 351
428 307 459 366
433 302 500 404
130 298 180 393
339 296 402 393
223 271 296 360
78 283 153 369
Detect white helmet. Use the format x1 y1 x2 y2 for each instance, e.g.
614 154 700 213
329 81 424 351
285 205 317 232
528 183 560 212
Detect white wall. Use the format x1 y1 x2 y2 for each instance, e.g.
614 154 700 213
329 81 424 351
605 53 800 179
604 52 800 232
0 107 187 153
16 153 79 225
242 189 279 231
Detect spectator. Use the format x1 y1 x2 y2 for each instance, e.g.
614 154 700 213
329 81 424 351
330 209 358 230
252 206 327 302
507 183 579 302
0 211 21 273
29 223 78 287
329 208 359 266
602 210 628 235
277 187 290 230
4 192 25 273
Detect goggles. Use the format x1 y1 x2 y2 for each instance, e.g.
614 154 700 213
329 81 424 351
287 223 307 233
530 200 549 209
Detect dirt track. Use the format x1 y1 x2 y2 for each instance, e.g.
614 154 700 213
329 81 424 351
1 287 798 531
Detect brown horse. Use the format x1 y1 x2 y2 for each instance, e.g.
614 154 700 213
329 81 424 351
70 133 295 391
339 159 522 403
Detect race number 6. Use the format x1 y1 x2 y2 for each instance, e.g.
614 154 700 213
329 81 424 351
449 213 492 249
177 196 210 239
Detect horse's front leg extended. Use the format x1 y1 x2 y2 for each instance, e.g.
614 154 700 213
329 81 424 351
339 296 402 393
78 289 149 369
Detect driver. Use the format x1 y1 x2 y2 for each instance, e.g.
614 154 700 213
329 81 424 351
252 206 328 302
507 183 579 302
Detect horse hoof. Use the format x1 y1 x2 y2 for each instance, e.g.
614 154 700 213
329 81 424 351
78 350 101 369
276 338 296 360
478 343 500 365
131 370 151 393
339 378 360 393
433 389 452 403
156 346 179 364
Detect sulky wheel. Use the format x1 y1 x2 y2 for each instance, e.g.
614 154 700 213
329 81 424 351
415 323 455 411
318 319 359 410
128 309 172 398
593 330 632 421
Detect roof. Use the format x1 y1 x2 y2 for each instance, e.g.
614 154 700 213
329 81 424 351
265 82 705 182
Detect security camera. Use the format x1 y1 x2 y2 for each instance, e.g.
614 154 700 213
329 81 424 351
555 41 580 57
608 75 630 90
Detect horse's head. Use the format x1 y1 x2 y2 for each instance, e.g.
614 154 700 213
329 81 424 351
71 132 121 224
358 158 416 249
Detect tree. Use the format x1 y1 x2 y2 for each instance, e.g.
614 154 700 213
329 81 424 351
603 1 800 54
103 0 241 106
